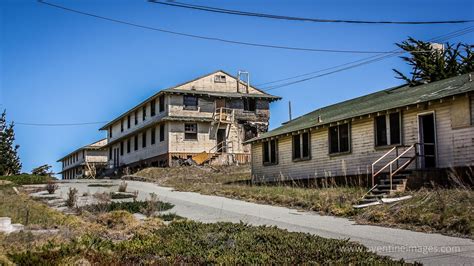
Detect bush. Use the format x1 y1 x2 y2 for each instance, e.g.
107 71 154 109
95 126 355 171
44 181 58 194
0 174 53 185
66 188 78 208
82 200 174 214
118 181 127 192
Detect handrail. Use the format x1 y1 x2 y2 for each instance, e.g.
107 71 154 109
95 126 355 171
371 144 417 188
371 146 396 186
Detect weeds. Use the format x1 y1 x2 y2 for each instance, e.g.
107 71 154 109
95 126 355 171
44 181 58 194
66 188 78 208
118 181 127 192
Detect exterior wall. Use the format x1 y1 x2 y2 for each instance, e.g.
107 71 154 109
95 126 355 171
60 147 108 179
251 95 474 181
85 149 108 163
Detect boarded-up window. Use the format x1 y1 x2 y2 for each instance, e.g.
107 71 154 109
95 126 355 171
263 139 278 165
292 132 310 160
451 96 471 129
375 112 401 146
184 123 197 140
184 96 198 110
329 123 350 154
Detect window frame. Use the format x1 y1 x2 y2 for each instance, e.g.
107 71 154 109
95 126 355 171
151 99 156 117
142 131 147 148
120 119 124 132
127 139 131 153
134 111 138 125
262 139 278 166
127 115 131 129
183 95 198 110
151 127 156 145
120 141 124 156
374 112 402 148
214 75 227 83
160 124 165 142
142 106 147 121
134 135 138 151
328 123 351 155
292 132 311 161
243 98 257 112
184 123 198 140
159 95 165 112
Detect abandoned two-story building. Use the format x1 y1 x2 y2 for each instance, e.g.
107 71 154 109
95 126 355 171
247 73 474 193
99 70 280 171
57 139 108 179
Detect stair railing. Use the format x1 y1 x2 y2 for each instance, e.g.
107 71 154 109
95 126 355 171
371 144 418 190
212 107 235 123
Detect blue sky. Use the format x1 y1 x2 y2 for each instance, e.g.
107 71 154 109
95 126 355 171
1 0 473 174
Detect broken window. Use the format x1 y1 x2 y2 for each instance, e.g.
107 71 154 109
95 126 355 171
151 127 156 145
329 123 350 154
244 125 258 141
292 132 311 160
243 98 256 112
142 131 147 148
151 99 156 116
375 112 401 146
214 75 226 83
159 95 165 112
184 123 197 140
263 139 278 165
184 95 198 110
160 124 165 142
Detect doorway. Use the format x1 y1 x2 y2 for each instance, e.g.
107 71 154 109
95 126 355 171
216 129 227 153
418 113 437 168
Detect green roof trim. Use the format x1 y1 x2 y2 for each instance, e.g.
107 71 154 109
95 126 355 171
248 73 474 143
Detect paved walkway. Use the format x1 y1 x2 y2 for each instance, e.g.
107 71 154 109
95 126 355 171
56 180 474 265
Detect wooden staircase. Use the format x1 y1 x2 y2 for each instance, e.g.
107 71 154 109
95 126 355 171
358 172 409 205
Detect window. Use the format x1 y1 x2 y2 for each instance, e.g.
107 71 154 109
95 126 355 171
214 75 226 83
142 131 147 148
151 127 156 145
127 139 131 153
127 115 131 129
292 132 311 160
109 148 112 160
108 127 113 138
159 95 165 112
134 111 138 125
263 139 278 165
134 135 138 151
329 123 350 154
151 99 156 116
375 112 401 146
184 95 198 110
120 141 124 156
142 106 147 121
184 123 197 140
160 124 165 142
243 98 256 111
120 119 124 132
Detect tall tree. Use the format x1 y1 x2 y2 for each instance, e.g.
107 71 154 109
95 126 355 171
0 110 22 176
393 38 473 86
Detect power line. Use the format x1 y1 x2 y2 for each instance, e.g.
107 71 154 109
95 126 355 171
260 27 474 91
12 121 108 127
38 0 430 54
149 0 474 25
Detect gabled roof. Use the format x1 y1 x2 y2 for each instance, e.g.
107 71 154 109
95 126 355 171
57 138 108 162
99 70 280 130
247 73 474 143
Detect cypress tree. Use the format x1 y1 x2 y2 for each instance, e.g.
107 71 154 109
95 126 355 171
0 110 22 176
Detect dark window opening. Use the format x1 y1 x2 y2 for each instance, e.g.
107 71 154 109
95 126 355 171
160 124 165 142
127 139 131 153
134 135 138 151
329 124 350 154
120 119 124 132
151 127 156 145
293 132 310 160
142 131 147 148
151 99 156 116
127 115 131 129
120 141 124 156
263 139 278 165
109 127 113 138
244 125 258 141
214 75 226 83
184 123 197 140
184 96 198 110
134 111 138 125
243 98 256 111
142 106 146 121
159 95 165 112
109 148 112 160
375 112 401 147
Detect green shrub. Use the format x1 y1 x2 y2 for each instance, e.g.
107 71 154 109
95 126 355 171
0 174 53 185
82 200 174 214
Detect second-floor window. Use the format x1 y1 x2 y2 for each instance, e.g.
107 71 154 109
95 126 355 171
375 112 401 147
108 127 113 138
120 119 124 132
151 99 156 116
292 132 311 161
159 95 165 112
127 139 131 153
184 95 198 110
184 123 197 140
151 127 156 145
134 111 138 125
329 123 350 154
243 98 256 112
143 106 147 121
263 139 278 165
142 131 147 148
134 135 138 151
127 115 131 129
